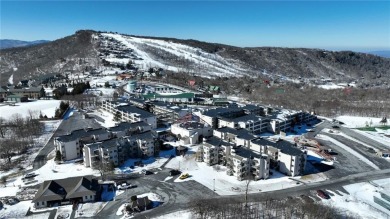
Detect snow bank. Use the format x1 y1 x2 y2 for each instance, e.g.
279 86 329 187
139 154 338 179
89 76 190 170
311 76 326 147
0 200 31 218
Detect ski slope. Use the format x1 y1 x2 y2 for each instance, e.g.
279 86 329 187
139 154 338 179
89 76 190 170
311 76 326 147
101 33 251 77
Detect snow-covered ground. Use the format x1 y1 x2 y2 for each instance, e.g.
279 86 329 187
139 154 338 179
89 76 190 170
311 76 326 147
0 120 62 198
154 210 193 219
116 192 163 217
115 148 176 174
0 200 31 218
54 205 73 219
75 202 108 218
85 87 116 98
0 99 61 120
101 33 250 77
336 116 383 128
88 75 117 87
165 146 305 195
317 82 357 90
321 178 390 219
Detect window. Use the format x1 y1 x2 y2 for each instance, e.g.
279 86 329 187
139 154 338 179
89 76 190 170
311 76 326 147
85 196 88 199
90 195 92 199
37 202 39 206
42 201 44 205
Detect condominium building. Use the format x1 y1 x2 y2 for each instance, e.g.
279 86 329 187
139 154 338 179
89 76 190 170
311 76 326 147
268 109 317 134
251 138 306 177
171 121 213 145
213 127 257 148
83 130 158 168
218 114 270 134
55 128 110 161
108 121 151 138
196 136 270 181
101 101 157 129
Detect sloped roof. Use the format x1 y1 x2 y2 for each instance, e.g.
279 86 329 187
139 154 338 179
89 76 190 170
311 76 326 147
33 176 97 202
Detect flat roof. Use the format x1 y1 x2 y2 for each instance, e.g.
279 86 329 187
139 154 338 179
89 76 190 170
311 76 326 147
202 106 242 117
57 128 107 142
251 138 303 156
204 136 234 147
108 121 150 132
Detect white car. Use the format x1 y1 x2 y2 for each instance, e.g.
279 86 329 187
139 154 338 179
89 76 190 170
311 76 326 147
117 183 132 190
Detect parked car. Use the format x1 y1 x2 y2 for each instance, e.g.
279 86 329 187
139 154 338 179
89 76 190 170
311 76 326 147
117 183 132 190
316 190 330 199
169 169 181 176
179 173 190 180
141 169 153 175
23 172 38 179
331 125 339 129
307 129 315 132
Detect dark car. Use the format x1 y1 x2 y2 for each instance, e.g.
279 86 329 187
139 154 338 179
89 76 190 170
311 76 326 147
169 169 182 176
331 125 339 129
317 190 330 199
142 170 153 175
23 172 38 179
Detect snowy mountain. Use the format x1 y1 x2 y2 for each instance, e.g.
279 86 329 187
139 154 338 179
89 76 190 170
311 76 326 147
1 30 389 86
0 39 50 49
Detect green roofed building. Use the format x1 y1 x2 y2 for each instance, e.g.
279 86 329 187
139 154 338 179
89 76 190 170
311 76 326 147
7 94 28 102
142 92 195 102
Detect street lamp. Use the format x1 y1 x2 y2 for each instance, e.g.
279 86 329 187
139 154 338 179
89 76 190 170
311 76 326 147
213 179 215 191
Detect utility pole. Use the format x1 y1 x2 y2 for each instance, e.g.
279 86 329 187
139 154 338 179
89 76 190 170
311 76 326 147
213 179 215 191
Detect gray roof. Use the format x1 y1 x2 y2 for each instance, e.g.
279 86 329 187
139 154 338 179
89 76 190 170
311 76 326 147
56 128 108 142
202 106 241 117
117 105 155 118
251 138 303 156
233 147 267 160
85 137 125 150
0 87 7 93
130 130 157 140
108 121 150 132
205 136 234 147
9 86 43 93
216 127 257 140
33 176 98 202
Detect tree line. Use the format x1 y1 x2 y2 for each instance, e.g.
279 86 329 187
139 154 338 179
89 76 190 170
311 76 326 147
0 114 45 170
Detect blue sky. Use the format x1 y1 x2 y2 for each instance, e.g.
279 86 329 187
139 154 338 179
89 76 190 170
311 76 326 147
1 1 389 51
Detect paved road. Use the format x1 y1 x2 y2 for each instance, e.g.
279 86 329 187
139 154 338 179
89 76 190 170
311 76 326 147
91 167 390 219
33 110 102 170
340 126 390 151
